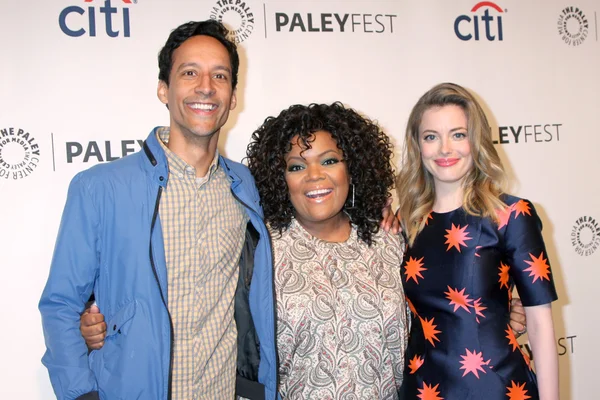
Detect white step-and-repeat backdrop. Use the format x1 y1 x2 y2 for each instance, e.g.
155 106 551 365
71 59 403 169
1 0 598 398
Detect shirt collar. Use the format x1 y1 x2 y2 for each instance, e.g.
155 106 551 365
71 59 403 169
156 127 219 182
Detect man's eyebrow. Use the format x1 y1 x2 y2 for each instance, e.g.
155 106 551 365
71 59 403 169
175 62 232 74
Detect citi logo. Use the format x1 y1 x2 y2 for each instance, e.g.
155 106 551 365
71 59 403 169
454 1 505 41
59 0 134 38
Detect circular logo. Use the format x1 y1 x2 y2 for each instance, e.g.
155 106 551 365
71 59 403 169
571 216 600 256
0 127 41 180
210 0 255 43
557 7 589 46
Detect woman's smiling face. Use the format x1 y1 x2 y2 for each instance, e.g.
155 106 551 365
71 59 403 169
284 130 350 233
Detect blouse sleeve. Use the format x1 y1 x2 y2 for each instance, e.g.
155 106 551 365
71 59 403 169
503 198 558 307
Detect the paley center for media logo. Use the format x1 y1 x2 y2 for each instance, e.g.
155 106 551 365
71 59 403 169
571 216 599 256
0 127 41 180
59 0 135 38
557 7 589 46
210 0 255 43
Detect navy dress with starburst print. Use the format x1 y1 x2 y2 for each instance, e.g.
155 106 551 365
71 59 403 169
400 195 558 400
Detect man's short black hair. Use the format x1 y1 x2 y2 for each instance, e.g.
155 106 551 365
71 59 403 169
158 20 239 90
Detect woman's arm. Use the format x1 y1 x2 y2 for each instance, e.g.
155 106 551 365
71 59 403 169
524 303 558 400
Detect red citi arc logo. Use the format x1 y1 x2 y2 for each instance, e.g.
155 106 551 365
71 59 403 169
59 0 134 38
454 1 504 41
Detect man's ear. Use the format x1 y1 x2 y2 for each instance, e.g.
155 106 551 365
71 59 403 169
157 80 168 106
229 88 237 111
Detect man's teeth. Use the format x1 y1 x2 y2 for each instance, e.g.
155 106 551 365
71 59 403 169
189 103 216 110
306 189 332 198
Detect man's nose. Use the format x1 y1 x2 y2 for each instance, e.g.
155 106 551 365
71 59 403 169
195 73 215 96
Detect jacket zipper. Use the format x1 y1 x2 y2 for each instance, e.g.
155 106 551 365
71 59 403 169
264 224 280 398
230 189 279 398
149 185 175 400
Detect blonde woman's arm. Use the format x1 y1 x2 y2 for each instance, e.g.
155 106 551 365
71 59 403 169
525 303 559 400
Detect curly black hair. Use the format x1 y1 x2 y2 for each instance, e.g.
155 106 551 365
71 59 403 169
246 102 395 245
158 20 239 89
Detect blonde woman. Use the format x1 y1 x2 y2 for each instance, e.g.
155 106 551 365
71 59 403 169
397 83 558 400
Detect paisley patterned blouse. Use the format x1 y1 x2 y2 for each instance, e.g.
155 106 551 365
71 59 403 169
272 218 409 399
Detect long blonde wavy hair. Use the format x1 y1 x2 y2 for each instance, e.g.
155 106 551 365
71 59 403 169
397 83 507 246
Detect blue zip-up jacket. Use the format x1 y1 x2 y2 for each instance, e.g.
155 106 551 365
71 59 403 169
39 128 278 400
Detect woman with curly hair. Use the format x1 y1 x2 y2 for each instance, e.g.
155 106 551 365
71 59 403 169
397 83 558 399
246 102 409 399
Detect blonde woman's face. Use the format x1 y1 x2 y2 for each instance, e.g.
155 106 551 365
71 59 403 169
419 105 473 192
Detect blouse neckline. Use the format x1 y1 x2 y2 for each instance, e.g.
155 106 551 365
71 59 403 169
290 218 358 247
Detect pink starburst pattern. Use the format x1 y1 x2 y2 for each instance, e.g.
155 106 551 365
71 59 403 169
459 348 491 378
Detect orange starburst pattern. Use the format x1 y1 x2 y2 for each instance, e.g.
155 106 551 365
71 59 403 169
523 252 551 283
472 298 487 323
513 200 532 218
444 223 472 252
404 256 427 284
498 262 510 289
407 297 418 316
408 355 425 374
459 349 491 378
424 212 434 226
505 324 520 351
445 286 473 313
506 381 531 400
417 382 444 400
419 316 441 346
496 204 514 230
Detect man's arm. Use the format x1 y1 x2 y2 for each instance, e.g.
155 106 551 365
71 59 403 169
39 174 100 400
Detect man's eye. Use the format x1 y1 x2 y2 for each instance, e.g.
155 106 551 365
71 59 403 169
214 73 228 80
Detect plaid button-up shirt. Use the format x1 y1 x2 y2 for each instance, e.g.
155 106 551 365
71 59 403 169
157 128 248 399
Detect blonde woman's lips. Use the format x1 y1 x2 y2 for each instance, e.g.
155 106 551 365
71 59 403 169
434 158 459 167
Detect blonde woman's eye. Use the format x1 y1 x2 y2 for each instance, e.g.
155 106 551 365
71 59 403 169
423 134 436 141
454 132 467 139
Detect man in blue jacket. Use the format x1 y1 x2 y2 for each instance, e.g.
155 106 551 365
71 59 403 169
39 20 277 400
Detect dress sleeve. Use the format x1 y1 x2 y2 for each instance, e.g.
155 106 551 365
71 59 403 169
503 198 558 307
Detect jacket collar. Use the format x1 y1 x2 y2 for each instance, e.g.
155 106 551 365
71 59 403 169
218 156 242 189
142 127 169 187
